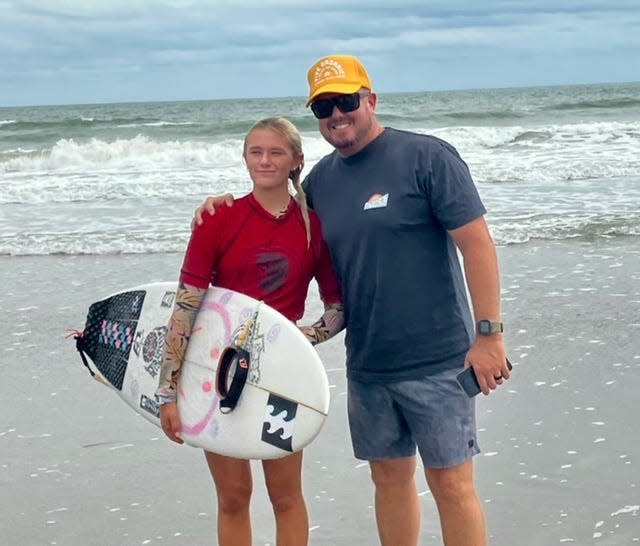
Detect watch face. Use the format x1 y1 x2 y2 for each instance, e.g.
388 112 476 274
478 320 502 335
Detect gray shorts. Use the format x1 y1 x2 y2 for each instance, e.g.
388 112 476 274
347 366 480 469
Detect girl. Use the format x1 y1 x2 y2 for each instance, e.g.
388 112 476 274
156 117 343 546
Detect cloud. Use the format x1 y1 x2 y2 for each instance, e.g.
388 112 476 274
1 0 639 105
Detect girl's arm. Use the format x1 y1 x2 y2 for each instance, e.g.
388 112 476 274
299 301 344 346
156 282 207 443
300 233 345 345
157 282 207 401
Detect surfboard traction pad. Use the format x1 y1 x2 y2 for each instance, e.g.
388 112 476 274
80 290 146 391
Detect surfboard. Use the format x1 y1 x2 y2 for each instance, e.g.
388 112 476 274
75 282 330 459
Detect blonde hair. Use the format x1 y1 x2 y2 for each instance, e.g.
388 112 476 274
243 117 312 247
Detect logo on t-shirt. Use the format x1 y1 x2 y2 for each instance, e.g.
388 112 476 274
256 252 289 292
363 193 389 210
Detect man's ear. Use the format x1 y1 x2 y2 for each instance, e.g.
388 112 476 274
366 92 377 111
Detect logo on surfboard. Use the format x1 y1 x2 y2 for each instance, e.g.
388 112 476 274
261 394 298 452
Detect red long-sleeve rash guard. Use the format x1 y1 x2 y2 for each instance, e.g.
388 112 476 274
180 193 341 322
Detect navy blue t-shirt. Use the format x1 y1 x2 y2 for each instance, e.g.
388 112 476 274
303 128 486 383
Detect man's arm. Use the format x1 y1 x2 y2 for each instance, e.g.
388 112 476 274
449 215 509 395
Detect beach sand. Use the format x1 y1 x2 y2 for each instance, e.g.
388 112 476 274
1 240 639 545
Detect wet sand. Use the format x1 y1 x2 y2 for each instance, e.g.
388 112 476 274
1 240 639 545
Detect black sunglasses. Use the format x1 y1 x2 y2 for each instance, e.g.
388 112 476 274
310 91 370 119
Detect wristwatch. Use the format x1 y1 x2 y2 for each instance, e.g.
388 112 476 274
476 319 503 336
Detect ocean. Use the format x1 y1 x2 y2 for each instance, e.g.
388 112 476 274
2 81 639 256
2 84 640 545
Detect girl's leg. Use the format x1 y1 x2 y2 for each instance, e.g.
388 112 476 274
204 451 253 546
262 450 309 546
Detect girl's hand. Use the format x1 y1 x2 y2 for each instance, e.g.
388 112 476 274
160 402 184 444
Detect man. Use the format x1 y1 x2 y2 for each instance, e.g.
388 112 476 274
197 54 509 546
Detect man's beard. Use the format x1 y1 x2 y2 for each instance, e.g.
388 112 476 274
323 116 373 156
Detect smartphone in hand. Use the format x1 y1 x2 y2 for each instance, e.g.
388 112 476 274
456 358 512 397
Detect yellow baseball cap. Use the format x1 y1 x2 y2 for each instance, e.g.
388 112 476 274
306 55 372 106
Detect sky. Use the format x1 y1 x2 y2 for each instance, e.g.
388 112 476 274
1 0 639 107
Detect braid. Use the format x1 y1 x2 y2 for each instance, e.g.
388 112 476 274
290 162 311 249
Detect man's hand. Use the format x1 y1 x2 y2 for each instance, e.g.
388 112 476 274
192 193 235 230
464 336 510 396
160 402 184 444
